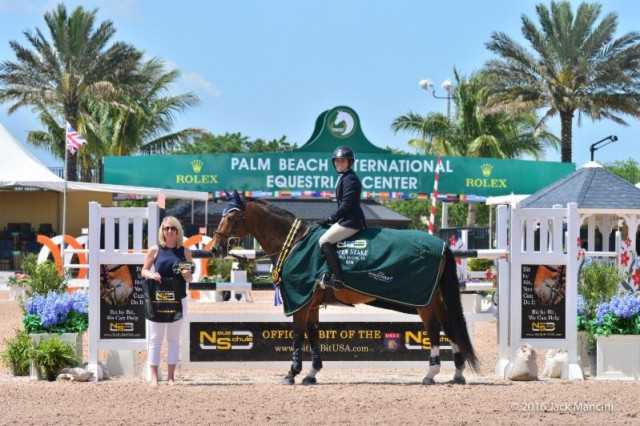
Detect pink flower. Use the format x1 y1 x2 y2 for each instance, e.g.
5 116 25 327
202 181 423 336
632 269 640 287
621 251 630 267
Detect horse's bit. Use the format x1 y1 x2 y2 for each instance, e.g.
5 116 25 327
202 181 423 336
214 210 244 248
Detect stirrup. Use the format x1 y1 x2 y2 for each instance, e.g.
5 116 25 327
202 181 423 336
316 272 344 291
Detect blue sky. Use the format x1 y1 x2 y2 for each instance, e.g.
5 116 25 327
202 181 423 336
0 0 638 168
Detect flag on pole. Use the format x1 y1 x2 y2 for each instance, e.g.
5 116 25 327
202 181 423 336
66 122 87 154
427 155 442 235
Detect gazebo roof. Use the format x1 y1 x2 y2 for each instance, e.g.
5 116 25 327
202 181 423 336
520 162 640 211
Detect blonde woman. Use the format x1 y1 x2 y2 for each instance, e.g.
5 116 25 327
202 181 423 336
141 216 193 386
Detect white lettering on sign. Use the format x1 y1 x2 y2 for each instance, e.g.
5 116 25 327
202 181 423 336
362 176 418 190
278 158 329 172
355 159 453 174
230 157 271 171
266 175 337 189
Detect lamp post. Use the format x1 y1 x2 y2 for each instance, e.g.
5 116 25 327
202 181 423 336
418 78 453 120
589 135 618 161
418 78 454 230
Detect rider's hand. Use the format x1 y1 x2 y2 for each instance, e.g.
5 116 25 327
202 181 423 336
316 217 332 227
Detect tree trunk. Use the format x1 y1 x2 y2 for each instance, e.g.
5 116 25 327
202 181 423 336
560 110 573 163
466 203 477 227
65 150 78 181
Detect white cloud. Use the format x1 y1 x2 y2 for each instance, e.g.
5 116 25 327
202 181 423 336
182 72 221 98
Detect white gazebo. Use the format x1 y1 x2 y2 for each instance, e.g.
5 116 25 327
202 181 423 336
519 161 640 253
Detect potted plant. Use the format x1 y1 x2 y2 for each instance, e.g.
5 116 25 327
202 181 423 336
577 259 621 375
21 257 69 298
28 335 78 381
589 293 640 379
1 329 33 376
23 290 89 368
7 272 28 301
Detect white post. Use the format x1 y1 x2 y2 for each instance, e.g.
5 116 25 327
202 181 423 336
564 202 583 380
87 202 101 379
61 144 69 271
494 204 510 377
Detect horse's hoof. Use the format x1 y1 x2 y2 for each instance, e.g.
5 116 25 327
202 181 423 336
422 377 436 386
452 376 466 385
302 376 317 386
283 377 295 385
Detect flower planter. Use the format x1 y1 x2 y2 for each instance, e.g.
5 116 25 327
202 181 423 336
460 294 483 314
596 335 640 380
9 285 24 301
29 332 84 379
576 331 590 370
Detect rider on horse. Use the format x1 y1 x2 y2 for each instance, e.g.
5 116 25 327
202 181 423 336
316 145 366 290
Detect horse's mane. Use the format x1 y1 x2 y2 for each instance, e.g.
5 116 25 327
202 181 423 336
245 197 301 223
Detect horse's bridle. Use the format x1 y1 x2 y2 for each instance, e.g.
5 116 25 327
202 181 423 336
214 209 245 248
213 201 310 264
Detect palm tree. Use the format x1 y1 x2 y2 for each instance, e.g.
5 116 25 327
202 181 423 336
392 69 559 225
0 4 143 180
27 58 202 180
484 1 640 163
84 58 202 156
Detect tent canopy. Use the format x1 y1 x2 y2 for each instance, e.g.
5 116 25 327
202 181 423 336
0 122 208 201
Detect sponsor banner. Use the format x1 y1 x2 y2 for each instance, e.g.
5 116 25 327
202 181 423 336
104 153 573 198
520 264 567 339
189 321 452 362
99 264 146 339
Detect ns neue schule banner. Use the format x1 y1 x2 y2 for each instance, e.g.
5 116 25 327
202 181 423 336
104 152 573 199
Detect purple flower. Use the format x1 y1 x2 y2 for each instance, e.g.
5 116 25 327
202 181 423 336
24 291 89 332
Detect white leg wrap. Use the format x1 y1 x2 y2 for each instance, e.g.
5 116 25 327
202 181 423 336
426 363 441 380
306 368 319 379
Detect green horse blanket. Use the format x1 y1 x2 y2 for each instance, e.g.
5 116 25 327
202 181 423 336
280 224 446 316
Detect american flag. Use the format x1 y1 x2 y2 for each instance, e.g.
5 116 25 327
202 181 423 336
66 122 87 154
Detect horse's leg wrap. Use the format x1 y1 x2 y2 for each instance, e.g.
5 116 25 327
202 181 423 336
302 346 322 385
311 346 323 370
291 347 303 373
452 344 466 384
422 349 441 385
283 348 303 385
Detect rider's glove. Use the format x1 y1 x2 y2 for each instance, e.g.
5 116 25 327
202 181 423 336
316 217 333 227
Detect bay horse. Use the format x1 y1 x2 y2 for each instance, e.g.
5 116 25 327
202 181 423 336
210 191 479 385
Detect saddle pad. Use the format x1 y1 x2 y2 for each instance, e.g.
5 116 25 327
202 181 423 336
280 224 445 316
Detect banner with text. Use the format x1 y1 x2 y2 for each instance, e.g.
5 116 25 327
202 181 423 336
104 153 574 199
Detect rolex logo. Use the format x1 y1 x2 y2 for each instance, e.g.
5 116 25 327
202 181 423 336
191 160 203 173
481 163 493 177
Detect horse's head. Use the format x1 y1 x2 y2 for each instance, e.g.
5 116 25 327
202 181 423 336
333 110 354 136
210 189 248 257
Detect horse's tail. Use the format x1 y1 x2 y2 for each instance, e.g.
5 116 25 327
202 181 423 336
440 247 479 372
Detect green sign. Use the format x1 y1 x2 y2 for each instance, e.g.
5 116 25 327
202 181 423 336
103 106 574 199
104 152 572 199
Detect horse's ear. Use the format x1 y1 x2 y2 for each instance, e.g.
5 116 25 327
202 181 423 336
233 189 246 209
224 190 232 200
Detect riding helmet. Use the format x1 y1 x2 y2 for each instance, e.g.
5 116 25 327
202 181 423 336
332 145 355 160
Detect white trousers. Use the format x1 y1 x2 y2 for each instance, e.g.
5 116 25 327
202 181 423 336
318 223 360 246
147 298 187 366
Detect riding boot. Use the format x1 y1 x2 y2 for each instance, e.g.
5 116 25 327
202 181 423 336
319 242 345 290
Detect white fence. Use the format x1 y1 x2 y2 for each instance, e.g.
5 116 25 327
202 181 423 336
495 202 583 380
86 202 159 378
